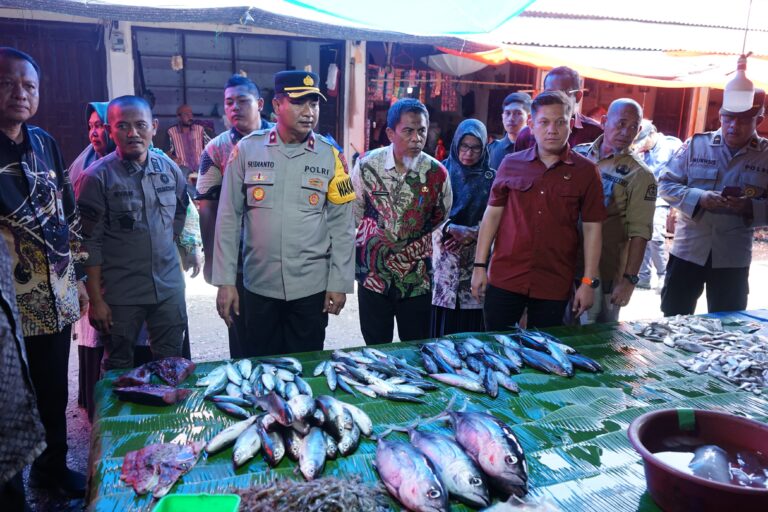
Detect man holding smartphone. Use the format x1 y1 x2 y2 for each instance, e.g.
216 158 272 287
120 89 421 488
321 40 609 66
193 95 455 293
659 89 768 315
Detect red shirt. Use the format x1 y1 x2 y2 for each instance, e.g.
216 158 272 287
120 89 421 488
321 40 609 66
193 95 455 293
513 112 603 153
487 145 606 300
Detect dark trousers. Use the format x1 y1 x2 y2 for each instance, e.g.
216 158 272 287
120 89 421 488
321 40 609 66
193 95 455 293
358 286 431 344
102 292 187 370
1 473 29 512
431 305 485 337
484 285 567 330
226 273 246 359
243 289 327 356
661 253 749 316
24 326 71 474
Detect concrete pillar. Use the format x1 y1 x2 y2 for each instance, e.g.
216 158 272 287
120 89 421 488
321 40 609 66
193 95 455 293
343 40 366 161
104 21 135 98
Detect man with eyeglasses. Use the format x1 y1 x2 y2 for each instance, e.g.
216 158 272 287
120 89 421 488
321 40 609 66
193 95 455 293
659 89 768 315
488 92 531 170
514 66 603 152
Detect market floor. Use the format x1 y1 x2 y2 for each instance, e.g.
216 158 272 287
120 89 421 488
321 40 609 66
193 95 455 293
26 242 768 511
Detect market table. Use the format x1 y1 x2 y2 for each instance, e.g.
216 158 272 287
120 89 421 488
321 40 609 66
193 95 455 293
86 311 768 511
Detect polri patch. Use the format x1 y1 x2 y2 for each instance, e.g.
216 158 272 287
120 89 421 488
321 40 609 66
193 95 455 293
644 184 658 201
309 192 320 206
252 187 265 201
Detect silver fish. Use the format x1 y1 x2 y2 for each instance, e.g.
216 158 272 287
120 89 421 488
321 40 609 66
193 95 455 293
337 422 361 456
495 371 520 393
225 362 242 386
196 365 227 387
324 363 338 391
225 383 242 398
284 381 300 400
215 401 250 419
375 438 448 512
430 373 486 393
206 416 257 453
410 429 490 508
283 428 303 461
261 372 276 391
275 368 295 382
287 394 316 422
255 391 294 426
299 427 327 480
294 375 313 397
209 395 252 408
312 360 328 377
342 403 373 437
315 395 352 440
203 371 229 397
689 445 731 484
543 340 574 377
235 359 253 381
323 431 338 460
232 423 261 467
450 410 528 497
240 379 253 396
257 420 285 467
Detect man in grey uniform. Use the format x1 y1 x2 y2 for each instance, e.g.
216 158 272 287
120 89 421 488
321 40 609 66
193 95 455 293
660 89 768 315
77 96 189 369
213 71 355 356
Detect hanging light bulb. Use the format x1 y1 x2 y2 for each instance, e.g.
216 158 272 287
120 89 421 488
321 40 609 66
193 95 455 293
723 54 755 113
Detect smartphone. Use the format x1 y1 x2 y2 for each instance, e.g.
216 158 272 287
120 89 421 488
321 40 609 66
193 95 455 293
722 186 743 198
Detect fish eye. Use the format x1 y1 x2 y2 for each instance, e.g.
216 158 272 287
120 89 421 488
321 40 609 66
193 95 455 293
426 488 442 499
505 454 518 465
469 476 483 486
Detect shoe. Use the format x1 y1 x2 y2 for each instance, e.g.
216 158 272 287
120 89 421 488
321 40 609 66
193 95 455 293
28 466 86 499
636 281 651 290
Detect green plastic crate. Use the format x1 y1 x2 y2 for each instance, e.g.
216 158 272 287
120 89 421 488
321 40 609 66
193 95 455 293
152 493 240 512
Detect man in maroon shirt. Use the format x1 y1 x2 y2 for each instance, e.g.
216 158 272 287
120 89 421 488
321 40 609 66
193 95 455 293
471 91 606 329
513 66 603 153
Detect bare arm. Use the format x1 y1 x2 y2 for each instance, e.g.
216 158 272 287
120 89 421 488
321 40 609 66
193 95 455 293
572 221 602 316
85 266 112 334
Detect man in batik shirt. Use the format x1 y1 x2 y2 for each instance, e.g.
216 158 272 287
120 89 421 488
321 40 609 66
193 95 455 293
351 98 452 344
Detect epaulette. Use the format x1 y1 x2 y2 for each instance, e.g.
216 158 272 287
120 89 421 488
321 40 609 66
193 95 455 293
240 129 269 142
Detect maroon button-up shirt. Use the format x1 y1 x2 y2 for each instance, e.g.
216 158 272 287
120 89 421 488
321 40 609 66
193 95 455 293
513 112 603 154
487 145 606 300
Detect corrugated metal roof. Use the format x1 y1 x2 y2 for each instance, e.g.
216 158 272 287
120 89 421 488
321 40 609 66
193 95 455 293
470 0 767 55
2 0 494 51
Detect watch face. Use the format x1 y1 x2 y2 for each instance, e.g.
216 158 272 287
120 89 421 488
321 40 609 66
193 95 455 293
590 278 601 289
625 274 639 285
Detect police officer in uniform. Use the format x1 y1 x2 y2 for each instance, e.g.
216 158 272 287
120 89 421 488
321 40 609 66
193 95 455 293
77 96 190 370
573 98 656 323
213 71 355 356
660 89 768 315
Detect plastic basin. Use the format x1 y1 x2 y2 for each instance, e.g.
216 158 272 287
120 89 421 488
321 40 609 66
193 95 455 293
152 493 241 512
627 408 768 512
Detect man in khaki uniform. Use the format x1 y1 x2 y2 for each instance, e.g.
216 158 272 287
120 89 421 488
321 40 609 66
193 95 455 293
574 98 656 322
213 71 355 356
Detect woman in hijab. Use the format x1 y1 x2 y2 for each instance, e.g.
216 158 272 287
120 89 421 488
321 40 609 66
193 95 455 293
431 119 495 336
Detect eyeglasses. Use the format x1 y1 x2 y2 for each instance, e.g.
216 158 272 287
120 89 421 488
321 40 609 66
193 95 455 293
563 89 581 96
458 143 483 154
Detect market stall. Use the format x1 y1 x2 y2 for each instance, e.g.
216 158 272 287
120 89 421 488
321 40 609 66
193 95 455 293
87 311 768 511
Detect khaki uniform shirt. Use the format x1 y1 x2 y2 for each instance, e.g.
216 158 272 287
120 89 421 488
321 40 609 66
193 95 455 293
575 135 657 282
213 128 356 300
659 129 768 268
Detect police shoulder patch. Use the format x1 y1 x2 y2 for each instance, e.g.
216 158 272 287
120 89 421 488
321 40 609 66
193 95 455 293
644 183 658 201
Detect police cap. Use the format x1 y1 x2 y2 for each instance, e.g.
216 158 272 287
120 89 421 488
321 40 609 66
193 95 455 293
720 88 766 118
274 70 326 101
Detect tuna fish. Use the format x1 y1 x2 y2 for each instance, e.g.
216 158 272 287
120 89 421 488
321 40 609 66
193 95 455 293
409 429 490 508
519 348 571 377
449 411 528 497
374 438 449 512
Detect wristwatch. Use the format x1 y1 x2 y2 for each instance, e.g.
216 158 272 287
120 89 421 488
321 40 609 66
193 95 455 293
580 277 600 289
623 273 640 285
